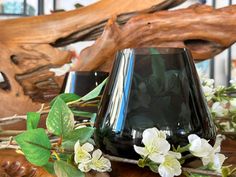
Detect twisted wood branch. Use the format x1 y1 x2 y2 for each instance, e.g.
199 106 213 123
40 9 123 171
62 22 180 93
72 4 236 71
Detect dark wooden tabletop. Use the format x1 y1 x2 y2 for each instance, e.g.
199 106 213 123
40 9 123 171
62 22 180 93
0 138 235 177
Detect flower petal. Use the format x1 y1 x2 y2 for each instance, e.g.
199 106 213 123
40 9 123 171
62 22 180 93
74 149 91 164
92 149 103 161
96 157 111 172
82 142 94 152
213 134 225 153
78 161 91 172
168 151 181 159
74 140 81 152
202 154 213 166
188 134 213 157
142 127 166 146
157 139 170 154
213 153 227 173
134 145 148 156
90 154 111 172
188 134 200 144
142 128 157 145
158 155 182 177
158 165 174 177
149 153 165 163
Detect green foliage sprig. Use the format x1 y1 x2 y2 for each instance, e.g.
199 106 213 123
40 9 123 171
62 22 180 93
14 78 108 177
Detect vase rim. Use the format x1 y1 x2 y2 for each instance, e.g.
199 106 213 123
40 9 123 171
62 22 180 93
119 47 189 55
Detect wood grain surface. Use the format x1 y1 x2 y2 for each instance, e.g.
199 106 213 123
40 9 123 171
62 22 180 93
0 0 181 117
0 138 235 177
72 4 236 71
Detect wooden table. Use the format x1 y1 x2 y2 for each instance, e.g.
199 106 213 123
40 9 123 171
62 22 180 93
0 138 236 177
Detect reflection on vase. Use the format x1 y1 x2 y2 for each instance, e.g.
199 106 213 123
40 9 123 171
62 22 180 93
95 48 216 160
61 71 109 122
62 71 108 97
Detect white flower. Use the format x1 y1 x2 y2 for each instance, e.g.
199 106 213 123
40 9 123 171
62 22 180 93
158 152 182 177
202 135 227 173
203 79 215 87
77 149 111 173
188 134 213 158
202 153 226 173
219 122 235 132
134 128 170 163
143 127 167 140
74 140 94 163
90 149 111 172
211 102 228 117
202 85 215 101
188 134 227 173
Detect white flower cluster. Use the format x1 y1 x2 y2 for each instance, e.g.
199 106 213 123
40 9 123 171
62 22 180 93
74 140 111 173
188 134 227 173
134 127 182 177
197 69 215 102
198 69 236 132
134 127 226 177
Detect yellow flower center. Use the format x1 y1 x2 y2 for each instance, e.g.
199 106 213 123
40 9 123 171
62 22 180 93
92 159 103 168
77 148 88 159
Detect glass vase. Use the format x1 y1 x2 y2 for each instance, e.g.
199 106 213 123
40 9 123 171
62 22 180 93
95 48 216 160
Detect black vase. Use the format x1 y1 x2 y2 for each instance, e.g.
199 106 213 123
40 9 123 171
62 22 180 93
62 71 109 97
95 48 216 160
61 71 109 121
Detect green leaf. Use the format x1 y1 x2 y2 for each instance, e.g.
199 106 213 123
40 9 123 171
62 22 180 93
15 128 51 166
90 113 97 123
59 153 72 162
43 162 55 175
54 160 84 177
27 112 40 130
46 97 74 137
72 110 94 118
50 93 81 107
62 127 95 150
80 78 108 101
61 141 75 151
147 162 159 173
64 127 94 143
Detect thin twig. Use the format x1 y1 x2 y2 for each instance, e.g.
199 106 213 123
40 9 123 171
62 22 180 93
104 154 138 164
0 104 46 126
182 167 221 176
37 104 45 113
214 117 232 121
0 130 25 136
0 137 13 141
104 155 222 176
0 115 27 126
74 122 94 128
0 144 19 150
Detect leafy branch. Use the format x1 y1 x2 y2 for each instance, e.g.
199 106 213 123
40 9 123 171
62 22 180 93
0 78 107 177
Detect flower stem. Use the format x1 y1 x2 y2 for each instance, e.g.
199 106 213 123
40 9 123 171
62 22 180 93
180 154 194 164
176 144 190 153
52 151 60 161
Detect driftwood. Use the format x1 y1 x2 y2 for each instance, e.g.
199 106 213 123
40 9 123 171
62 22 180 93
72 4 236 71
0 0 181 117
1 1 236 118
